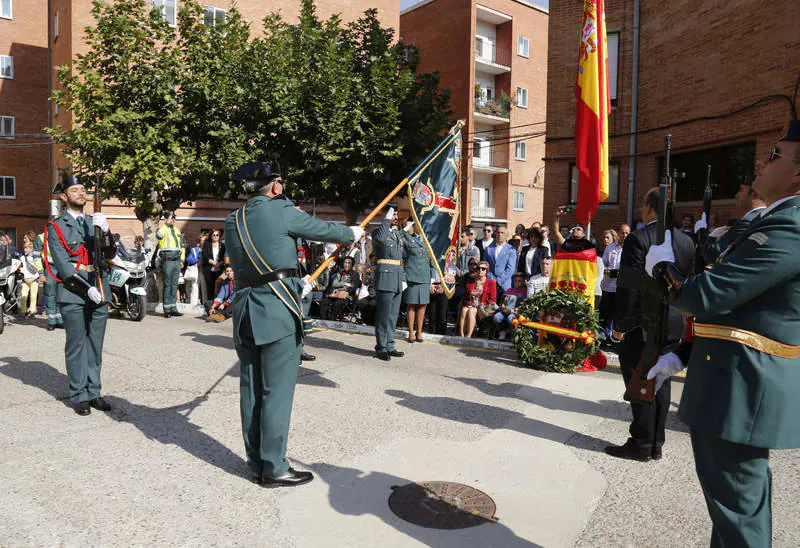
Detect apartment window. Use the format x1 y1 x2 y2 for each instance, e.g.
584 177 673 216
569 163 620 205
0 116 13 137
0 56 13 79
516 87 528 108
514 141 527 161
659 142 755 202
517 36 530 58
513 191 525 211
1 0 11 19
203 6 226 27
0 176 15 199
608 31 619 103
152 0 176 26
53 10 59 39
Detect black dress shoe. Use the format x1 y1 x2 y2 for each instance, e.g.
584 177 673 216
389 350 405 358
89 397 112 412
652 448 663 460
376 351 391 361
300 352 316 362
171 311 184 317
47 325 56 331
164 312 172 318
260 468 314 488
74 401 91 416
604 441 652 462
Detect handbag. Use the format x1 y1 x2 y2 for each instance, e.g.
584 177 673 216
477 302 499 320
184 264 198 282
330 289 350 300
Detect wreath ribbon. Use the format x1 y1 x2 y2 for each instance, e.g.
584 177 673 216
512 315 595 345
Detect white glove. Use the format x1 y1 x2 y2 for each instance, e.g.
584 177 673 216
404 221 414 233
694 212 707 233
385 207 395 220
87 287 102 304
709 226 729 239
92 212 109 233
646 352 685 393
301 275 312 299
645 230 675 277
324 242 338 258
401 281 408 292
350 226 364 242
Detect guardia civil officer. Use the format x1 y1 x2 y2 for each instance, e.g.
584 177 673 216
156 212 185 318
34 195 64 330
696 180 766 264
225 162 362 487
646 119 800 546
46 175 115 416
371 207 406 361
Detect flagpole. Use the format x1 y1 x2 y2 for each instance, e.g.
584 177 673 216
306 120 465 285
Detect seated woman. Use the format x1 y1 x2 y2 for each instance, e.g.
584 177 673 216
493 272 527 339
355 264 377 325
458 260 497 338
319 256 361 321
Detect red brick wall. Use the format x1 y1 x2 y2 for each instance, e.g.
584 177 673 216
544 0 800 237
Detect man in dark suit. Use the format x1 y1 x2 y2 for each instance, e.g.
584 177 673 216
607 187 695 461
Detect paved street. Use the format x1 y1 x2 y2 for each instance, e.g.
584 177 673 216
1 314 798 547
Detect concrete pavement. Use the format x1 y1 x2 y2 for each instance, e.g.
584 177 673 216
0 314 798 546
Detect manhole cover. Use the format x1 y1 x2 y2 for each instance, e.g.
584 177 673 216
388 481 498 529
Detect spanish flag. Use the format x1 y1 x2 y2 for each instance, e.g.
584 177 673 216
575 0 611 226
549 247 599 307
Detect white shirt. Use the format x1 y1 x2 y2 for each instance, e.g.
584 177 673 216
527 274 550 297
601 243 623 293
211 243 220 262
65 209 85 221
744 206 766 218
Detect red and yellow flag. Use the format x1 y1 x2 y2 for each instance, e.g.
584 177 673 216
548 247 599 306
575 0 611 226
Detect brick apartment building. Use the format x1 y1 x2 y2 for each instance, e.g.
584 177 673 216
400 0 549 231
544 0 800 237
0 0 398 247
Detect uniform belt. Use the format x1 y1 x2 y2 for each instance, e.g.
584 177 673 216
77 264 95 272
237 268 299 290
378 259 402 265
693 322 800 359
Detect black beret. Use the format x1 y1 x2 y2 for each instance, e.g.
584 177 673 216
231 161 280 182
782 120 800 142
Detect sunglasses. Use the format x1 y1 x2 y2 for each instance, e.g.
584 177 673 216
768 147 798 163
483 228 492 232
478 266 488 271
468 263 478 268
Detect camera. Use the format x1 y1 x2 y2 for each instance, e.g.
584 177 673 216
559 205 576 214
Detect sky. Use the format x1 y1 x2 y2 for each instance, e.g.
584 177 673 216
400 0 549 11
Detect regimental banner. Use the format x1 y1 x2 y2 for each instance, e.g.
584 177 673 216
575 0 611 226
406 121 464 298
549 247 599 306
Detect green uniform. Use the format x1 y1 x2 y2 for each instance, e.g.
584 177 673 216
156 224 185 314
33 231 63 327
671 196 800 547
47 213 112 403
701 207 764 264
400 231 436 305
225 194 353 479
371 219 406 353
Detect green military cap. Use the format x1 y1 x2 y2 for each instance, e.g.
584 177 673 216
53 175 82 194
231 161 281 182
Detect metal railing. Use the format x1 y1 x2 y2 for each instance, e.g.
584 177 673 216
474 97 510 118
475 41 512 67
471 205 496 218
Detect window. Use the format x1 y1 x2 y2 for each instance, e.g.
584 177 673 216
54 100 59 116
514 141 527 161
152 0 176 26
1 0 11 19
0 176 15 199
517 36 530 58
203 6 226 27
569 163 620 205
53 10 59 39
0 56 13 79
516 87 528 108
513 191 525 211
607 31 619 103
659 142 755 202
0 116 13 137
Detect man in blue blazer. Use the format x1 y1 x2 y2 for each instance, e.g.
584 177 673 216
484 225 516 294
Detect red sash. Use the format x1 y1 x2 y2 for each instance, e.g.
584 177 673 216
42 221 89 283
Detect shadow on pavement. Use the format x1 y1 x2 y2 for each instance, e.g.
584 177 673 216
384 389 609 452
456 346 520 367
180 331 235 350
305 462 543 548
0 357 250 481
305 335 376 358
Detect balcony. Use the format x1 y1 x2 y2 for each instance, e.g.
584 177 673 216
475 41 511 75
471 205 496 219
474 97 510 125
472 150 509 174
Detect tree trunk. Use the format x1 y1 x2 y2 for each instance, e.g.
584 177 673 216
343 200 361 226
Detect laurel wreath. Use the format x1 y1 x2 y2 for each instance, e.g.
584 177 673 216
512 289 601 373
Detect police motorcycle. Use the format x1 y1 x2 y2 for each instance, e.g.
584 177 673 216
107 238 149 321
0 248 21 334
